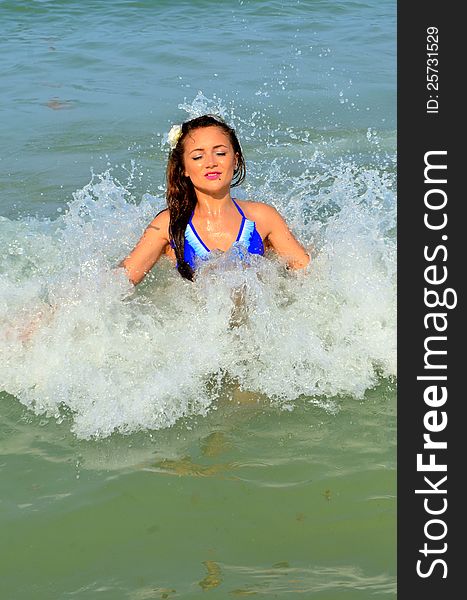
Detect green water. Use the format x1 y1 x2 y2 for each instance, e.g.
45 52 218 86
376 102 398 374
1 384 395 598
0 1 396 597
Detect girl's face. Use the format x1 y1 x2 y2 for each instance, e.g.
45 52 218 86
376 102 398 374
182 126 238 196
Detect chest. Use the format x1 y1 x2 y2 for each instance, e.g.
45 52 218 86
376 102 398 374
190 214 244 252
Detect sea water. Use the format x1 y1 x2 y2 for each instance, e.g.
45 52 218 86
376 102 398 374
0 1 396 598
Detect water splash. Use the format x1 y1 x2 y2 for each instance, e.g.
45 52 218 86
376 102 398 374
1 102 395 439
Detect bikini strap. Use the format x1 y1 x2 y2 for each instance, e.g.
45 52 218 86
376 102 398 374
232 198 245 218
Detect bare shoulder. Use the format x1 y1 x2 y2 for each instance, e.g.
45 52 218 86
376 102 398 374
235 200 287 240
146 207 170 240
236 199 282 221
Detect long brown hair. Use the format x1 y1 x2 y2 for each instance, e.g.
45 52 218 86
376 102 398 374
166 114 246 280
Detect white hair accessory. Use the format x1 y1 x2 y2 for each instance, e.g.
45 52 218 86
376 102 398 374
167 124 183 149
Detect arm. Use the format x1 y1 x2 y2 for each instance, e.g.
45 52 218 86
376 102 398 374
120 209 170 285
261 205 310 269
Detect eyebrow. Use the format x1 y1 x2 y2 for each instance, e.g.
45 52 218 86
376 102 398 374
189 144 228 154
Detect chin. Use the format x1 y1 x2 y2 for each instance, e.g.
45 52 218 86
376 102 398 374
198 182 230 194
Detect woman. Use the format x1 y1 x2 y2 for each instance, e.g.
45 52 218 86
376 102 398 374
121 114 309 284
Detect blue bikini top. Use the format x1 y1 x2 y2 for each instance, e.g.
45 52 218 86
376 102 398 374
171 199 264 271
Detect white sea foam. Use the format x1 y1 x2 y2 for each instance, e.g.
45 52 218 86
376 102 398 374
0 132 395 439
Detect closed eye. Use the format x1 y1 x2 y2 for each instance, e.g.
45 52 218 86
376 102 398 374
192 152 226 161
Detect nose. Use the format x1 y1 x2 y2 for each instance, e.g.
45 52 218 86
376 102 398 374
204 152 218 168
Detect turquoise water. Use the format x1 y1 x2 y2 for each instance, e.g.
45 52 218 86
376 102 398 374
0 1 396 598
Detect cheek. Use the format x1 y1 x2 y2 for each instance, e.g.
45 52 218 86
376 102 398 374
184 163 197 177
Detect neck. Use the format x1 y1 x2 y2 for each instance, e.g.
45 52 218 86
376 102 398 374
194 190 234 218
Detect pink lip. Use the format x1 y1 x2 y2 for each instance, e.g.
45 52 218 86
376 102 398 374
205 172 221 180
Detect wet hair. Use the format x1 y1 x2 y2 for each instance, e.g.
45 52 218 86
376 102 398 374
166 114 246 280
